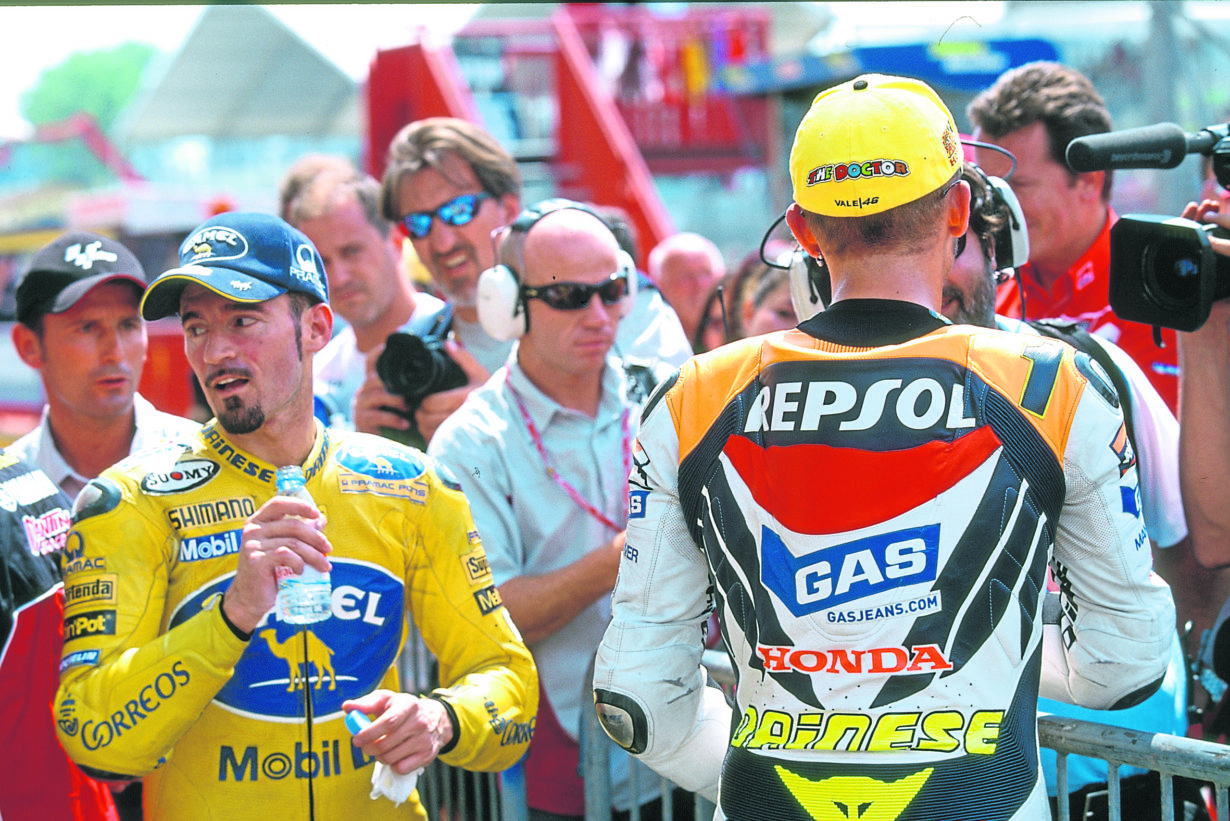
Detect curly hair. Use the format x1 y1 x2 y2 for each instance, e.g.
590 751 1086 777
967 61 1113 199
963 162 1010 262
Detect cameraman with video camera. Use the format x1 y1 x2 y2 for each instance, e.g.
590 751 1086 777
1060 115 1230 571
1176 200 1230 570
1071 111 1230 730
281 159 486 448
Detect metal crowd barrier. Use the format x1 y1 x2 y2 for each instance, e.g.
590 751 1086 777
1040 715 1230 821
400 620 1230 821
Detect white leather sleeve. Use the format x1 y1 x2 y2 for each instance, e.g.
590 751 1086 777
1090 334 1186 548
593 392 728 801
1039 372 1177 708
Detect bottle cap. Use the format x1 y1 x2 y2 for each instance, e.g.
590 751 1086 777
345 709 373 736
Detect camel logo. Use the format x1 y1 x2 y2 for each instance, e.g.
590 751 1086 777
181 226 248 264
334 442 424 481
336 442 427 500
167 560 404 719
774 766 932 821
258 629 336 691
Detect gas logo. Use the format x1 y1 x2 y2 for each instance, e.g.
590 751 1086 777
761 524 939 617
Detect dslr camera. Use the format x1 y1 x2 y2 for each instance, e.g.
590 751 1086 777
375 304 467 440
1067 121 1230 331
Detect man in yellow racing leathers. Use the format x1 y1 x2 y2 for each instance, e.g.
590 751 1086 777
54 211 537 820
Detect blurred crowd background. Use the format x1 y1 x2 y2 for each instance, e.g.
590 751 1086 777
1 1 1227 440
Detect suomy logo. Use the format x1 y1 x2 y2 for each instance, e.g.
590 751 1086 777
140 460 219 494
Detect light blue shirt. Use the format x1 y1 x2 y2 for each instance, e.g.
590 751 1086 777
429 351 669 810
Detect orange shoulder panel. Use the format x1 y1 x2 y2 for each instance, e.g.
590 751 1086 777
962 329 1085 464
666 337 764 462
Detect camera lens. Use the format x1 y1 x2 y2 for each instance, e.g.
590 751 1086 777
1142 237 1201 310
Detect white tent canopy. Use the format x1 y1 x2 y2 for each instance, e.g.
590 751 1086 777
115 4 358 142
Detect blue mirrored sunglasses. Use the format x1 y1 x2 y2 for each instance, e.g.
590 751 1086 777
521 271 628 311
401 192 490 239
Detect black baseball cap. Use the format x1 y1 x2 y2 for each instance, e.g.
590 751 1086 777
15 231 146 326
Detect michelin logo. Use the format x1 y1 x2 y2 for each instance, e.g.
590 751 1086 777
179 529 243 562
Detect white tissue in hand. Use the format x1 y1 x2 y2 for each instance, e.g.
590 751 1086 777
345 708 423 806
369 761 422 806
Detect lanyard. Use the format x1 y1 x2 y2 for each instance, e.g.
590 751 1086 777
504 371 631 532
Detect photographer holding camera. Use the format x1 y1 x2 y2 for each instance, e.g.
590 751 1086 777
281 159 487 447
380 118 692 445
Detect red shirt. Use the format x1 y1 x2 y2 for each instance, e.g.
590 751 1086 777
995 207 1179 411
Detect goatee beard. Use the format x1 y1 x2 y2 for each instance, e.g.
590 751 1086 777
216 396 265 435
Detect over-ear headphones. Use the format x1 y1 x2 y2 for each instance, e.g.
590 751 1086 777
965 163 1030 274
787 247 832 322
477 198 637 341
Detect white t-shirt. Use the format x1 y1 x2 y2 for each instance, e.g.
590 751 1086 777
8 394 199 500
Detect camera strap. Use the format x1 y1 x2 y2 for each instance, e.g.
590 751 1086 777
405 301 454 339
504 370 632 533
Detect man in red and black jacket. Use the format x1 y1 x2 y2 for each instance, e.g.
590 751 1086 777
968 61 1181 412
0 448 116 821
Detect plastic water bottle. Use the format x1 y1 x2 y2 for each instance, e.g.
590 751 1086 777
274 465 332 624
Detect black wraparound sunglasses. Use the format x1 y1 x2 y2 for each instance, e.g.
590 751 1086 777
521 271 628 310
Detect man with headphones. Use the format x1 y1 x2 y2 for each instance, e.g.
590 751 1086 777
427 200 684 821
951 162 1206 821
379 118 691 446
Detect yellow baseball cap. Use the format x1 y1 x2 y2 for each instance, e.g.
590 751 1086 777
790 74 962 217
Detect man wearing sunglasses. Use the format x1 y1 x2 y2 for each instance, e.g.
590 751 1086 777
380 117 690 445
427 202 687 821
279 159 475 438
